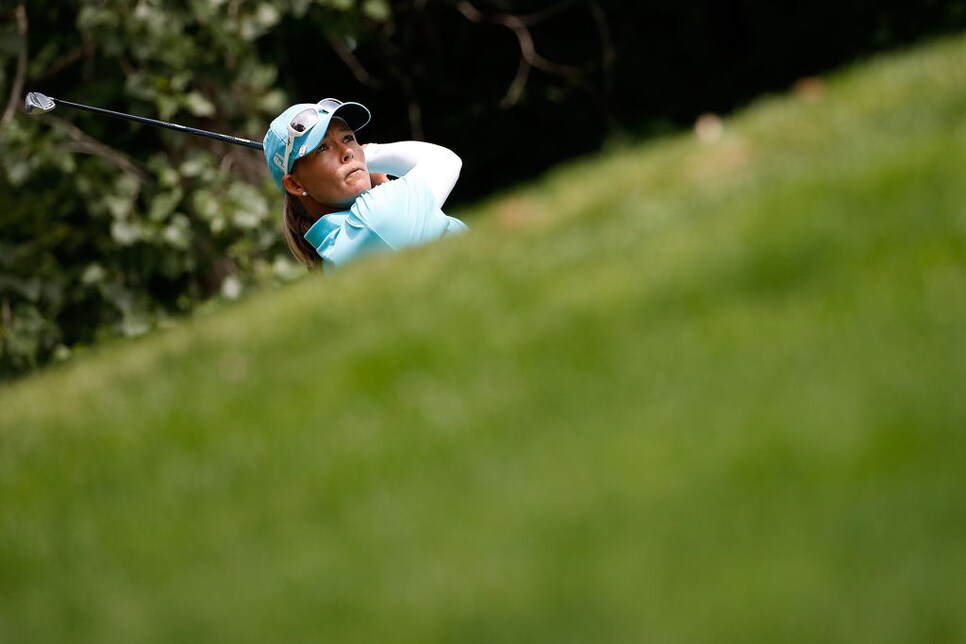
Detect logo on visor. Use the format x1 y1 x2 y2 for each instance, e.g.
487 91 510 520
273 152 286 172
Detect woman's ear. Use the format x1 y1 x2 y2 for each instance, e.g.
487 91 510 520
281 173 305 198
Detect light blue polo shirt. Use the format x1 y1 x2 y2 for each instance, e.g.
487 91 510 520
303 175 468 270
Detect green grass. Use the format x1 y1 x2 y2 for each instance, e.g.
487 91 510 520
2 34 966 643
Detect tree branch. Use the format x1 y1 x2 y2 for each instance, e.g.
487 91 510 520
48 115 149 183
30 46 88 85
1 297 12 335
588 0 616 94
326 33 383 89
1 2 29 132
456 0 589 108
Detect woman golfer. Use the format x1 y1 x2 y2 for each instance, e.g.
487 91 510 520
263 98 467 270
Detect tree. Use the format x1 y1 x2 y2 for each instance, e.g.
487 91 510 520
0 0 379 377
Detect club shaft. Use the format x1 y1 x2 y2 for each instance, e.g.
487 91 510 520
54 98 264 150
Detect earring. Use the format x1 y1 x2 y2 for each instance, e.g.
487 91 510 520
302 191 307 197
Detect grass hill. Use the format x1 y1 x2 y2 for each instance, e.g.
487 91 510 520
2 34 965 643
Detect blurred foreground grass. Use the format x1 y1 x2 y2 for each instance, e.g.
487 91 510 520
2 34 965 643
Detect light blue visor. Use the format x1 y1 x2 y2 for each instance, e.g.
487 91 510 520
263 99 371 191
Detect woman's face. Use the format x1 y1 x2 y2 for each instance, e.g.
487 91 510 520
290 118 371 208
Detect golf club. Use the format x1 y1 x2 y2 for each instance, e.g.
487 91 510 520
24 91 264 150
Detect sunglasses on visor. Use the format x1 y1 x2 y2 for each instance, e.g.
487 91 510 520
282 98 345 174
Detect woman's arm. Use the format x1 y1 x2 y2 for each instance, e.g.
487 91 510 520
363 141 462 207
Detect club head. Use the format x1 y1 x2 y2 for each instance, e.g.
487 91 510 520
24 92 56 115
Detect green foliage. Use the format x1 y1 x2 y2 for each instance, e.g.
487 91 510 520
0 0 389 379
1 33 965 642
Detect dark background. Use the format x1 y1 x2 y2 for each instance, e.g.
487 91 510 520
272 0 966 207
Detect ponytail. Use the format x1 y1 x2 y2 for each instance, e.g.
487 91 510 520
282 192 321 270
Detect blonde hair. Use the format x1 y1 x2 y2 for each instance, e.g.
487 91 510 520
282 192 321 269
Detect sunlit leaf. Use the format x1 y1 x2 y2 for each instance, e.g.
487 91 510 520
184 91 216 117
362 0 390 21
